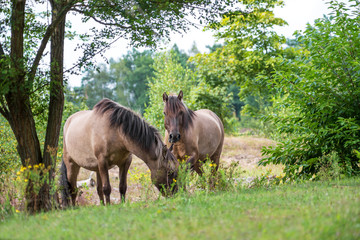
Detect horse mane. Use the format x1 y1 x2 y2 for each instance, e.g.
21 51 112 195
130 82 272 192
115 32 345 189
166 95 196 130
94 98 161 152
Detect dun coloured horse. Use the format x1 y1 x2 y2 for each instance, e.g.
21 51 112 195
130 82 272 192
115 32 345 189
61 98 178 206
162 90 224 174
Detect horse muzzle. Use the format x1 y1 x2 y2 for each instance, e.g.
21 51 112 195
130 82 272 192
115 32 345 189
169 132 181 143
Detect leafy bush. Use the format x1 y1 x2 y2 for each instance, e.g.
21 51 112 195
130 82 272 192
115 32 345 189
261 0 360 178
0 116 20 176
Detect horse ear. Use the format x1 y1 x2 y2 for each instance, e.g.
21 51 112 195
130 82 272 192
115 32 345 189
178 90 183 101
163 92 168 102
162 145 168 160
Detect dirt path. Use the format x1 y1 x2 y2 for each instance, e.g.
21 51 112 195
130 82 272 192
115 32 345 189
76 136 278 205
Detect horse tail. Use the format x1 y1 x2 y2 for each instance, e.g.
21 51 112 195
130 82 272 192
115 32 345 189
60 158 71 208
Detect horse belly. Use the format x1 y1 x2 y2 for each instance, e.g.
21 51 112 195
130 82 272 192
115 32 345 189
198 131 222 157
195 110 224 158
64 111 99 170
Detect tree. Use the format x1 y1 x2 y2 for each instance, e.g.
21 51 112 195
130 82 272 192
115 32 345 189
0 0 238 212
145 50 233 133
77 63 116 108
261 0 360 179
111 49 155 113
192 0 287 118
145 51 196 132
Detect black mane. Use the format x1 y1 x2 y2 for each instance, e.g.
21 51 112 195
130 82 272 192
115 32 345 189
94 98 161 152
166 96 196 130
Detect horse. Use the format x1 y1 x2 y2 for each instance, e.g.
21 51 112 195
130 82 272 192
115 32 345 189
162 90 224 175
60 98 178 206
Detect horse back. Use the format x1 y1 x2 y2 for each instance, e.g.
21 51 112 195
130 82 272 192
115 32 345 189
63 110 129 171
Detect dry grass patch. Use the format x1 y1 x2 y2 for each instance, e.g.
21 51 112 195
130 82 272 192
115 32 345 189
75 136 282 205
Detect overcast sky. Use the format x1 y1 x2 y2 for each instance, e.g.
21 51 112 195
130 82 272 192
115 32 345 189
66 0 331 87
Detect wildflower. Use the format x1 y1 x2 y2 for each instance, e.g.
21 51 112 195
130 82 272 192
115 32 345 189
173 179 177 183
34 165 39 169
24 179 28 183
28 165 32 169
16 171 21 175
15 210 20 213
209 164 213 167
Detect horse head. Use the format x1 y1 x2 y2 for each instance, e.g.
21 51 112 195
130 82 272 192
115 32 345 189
151 144 179 195
163 90 188 143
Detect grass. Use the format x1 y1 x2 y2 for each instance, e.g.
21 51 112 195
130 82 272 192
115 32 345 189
1 178 359 239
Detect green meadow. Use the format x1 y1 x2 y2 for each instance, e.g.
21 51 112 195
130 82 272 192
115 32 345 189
1 178 359 240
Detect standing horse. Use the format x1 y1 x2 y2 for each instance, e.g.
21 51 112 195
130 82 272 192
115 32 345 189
60 98 178 206
162 90 224 174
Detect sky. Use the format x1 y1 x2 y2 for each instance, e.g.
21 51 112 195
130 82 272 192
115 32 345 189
65 0 331 87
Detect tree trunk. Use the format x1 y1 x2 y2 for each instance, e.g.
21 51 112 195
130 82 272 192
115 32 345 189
4 0 69 213
39 0 67 210
6 0 44 213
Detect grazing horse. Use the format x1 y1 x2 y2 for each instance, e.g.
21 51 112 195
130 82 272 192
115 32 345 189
162 90 224 174
60 98 178 206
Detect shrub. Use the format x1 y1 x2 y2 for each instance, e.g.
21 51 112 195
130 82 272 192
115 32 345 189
261 0 360 179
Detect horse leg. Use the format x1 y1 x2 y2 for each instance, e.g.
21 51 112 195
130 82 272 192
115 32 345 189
211 140 224 173
186 153 201 175
97 155 111 205
96 171 105 205
66 161 80 206
119 155 132 203
208 144 224 189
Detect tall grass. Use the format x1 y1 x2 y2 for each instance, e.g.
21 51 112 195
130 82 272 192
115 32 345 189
1 178 359 239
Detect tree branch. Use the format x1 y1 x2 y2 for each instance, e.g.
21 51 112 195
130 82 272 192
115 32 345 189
28 0 78 84
64 34 124 74
71 8 132 28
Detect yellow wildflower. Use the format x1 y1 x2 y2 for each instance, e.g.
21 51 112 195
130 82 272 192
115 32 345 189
173 179 177 183
24 179 28 183
15 210 20 213
28 165 32 169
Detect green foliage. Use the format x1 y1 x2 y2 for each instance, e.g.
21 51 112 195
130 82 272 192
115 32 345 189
144 50 234 133
144 51 196 133
261 0 360 178
75 63 116 109
204 0 288 118
175 160 243 195
110 49 155 113
0 117 19 176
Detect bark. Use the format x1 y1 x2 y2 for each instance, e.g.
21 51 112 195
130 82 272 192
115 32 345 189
38 0 67 211
6 0 42 167
2 0 73 213
5 0 42 213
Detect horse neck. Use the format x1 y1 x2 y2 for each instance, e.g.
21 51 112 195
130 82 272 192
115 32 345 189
126 138 162 172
